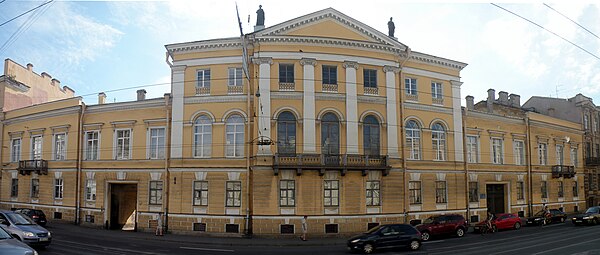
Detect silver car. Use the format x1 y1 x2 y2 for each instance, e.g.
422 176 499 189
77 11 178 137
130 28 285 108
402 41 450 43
0 225 38 255
0 210 51 247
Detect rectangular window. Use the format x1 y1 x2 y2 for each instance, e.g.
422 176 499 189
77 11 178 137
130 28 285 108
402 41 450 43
228 67 243 86
84 131 99 160
322 65 337 85
226 181 242 207
409 181 422 204
584 115 589 130
53 133 66 160
10 178 18 197
148 128 166 159
31 179 39 198
405 78 417 95
556 144 564 165
435 181 447 203
115 129 131 160
324 180 339 206
469 182 479 202
193 181 209 206
11 138 21 162
431 82 443 99
279 180 295 207
573 181 579 197
558 181 564 198
571 148 578 167
31 135 43 160
366 181 381 206
466 136 478 163
149 181 163 205
541 181 548 199
492 138 503 164
517 181 525 200
538 143 548 165
85 179 96 201
363 69 377 88
279 64 294 83
514 140 525 165
54 178 63 199
196 69 211 88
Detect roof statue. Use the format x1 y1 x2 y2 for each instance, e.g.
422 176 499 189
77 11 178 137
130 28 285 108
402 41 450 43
388 17 395 37
256 5 265 26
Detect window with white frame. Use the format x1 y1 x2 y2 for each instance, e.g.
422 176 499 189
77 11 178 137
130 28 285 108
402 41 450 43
517 181 525 200
148 127 165 159
225 115 244 157
514 140 525 165
556 144 564 165
435 181 447 203
571 147 578 167
558 181 564 198
54 178 63 199
431 82 443 99
196 69 211 89
84 131 99 160
226 181 242 207
366 181 381 206
409 181 421 204
279 180 295 207
115 129 131 160
85 179 96 201
193 181 208 206
324 180 339 206
279 64 294 83
405 120 421 160
322 65 337 85
468 182 479 202
31 179 39 198
492 138 503 164
10 178 18 197
405 78 417 96
538 143 548 165
541 181 548 199
194 115 212 157
363 69 377 88
11 138 21 162
149 181 163 205
466 136 478 163
431 123 446 161
584 114 589 130
228 68 243 87
31 135 43 160
53 133 66 160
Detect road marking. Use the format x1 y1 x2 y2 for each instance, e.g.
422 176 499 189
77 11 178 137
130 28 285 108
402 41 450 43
54 240 165 255
425 240 445 244
180 246 235 252
487 230 600 255
531 237 600 255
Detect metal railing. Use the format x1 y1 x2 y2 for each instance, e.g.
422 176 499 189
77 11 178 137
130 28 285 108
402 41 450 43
585 157 600 166
552 165 576 178
274 154 388 169
17 160 48 175
364 87 378 95
227 85 243 94
279 82 295 91
195 86 210 95
322 83 338 93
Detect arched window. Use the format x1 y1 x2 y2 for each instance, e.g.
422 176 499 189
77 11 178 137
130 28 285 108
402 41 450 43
226 114 244 157
194 115 212 157
277 111 296 155
363 116 380 156
431 123 446 161
405 120 421 160
321 113 340 156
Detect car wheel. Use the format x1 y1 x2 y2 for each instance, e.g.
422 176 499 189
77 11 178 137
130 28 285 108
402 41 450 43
594 219 598 225
560 217 565 223
514 222 521 230
492 225 498 233
363 243 375 254
409 240 421 250
456 228 465 237
421 231 430 241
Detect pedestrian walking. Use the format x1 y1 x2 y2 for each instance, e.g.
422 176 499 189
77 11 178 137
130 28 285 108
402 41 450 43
301 215 308 241
155 212 164 236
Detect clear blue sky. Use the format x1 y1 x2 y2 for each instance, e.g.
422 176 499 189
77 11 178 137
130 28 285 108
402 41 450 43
1 0 599 105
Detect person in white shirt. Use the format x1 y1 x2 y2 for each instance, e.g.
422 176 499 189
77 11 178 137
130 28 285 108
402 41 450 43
301 215 308 241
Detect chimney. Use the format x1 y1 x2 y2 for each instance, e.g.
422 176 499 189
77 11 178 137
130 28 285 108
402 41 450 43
26 63 33 71
466 95 474 110
98 92 106 104
137 89 147 101
509 94 521 107
548 108 555 117
487 89 495 113
498 91 509 105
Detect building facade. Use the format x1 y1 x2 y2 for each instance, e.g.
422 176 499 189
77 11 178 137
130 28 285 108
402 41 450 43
0 8 585 237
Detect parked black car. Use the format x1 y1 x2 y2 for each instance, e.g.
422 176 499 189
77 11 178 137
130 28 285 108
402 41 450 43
526 209 567 225
572 206 600 225
347 224 421 254
14 208 47 227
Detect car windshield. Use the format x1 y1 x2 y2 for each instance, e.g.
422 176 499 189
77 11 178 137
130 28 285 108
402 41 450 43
365 225 385 234
423 217 437 224
0 226 12 239
585 207 599 214
5 213 35 225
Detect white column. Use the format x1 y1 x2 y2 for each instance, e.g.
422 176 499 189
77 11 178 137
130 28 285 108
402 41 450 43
384 66 400 158
344 61 359 154
170 65 185 159
451 80 464 162
301 58 317 153
253 57 273 155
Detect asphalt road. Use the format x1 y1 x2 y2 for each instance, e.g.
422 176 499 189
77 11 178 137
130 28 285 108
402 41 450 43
36 221 600 255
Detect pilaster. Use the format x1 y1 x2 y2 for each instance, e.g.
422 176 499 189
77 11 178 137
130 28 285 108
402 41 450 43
170 65 185 159
344 61 359 154
301 58 317 153
384 65 400 158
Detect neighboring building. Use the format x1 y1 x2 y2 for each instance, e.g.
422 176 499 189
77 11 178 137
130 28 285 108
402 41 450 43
523 94 599 208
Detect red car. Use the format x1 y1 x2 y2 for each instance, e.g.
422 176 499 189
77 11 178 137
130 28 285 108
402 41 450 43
473 213 522 232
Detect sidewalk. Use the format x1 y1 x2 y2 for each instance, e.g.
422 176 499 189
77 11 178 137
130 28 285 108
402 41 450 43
47 222 348 247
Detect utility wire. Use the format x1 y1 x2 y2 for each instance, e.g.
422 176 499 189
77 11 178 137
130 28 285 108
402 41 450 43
0 0 53 27
491 3 600 61
543 3 600 40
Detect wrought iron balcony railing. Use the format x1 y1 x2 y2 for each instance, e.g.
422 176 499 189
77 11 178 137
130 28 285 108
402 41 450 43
585 157 600 166
552 165 575 178
273 153 390 176
17 160 48 175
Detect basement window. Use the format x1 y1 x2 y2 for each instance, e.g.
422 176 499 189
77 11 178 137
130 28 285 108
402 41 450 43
280 224 294 234
325 224 338 234
225 224 239 233
54 212 62 219
367 222 379 231
193 223 206 232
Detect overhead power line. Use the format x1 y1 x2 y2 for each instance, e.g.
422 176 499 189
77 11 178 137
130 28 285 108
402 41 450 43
491 3 600 61
543 3 600 40
0 0 53 27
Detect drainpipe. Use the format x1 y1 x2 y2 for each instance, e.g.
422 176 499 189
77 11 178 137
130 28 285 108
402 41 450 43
0 111 4 204
75 103 86 225
462 108 470 220
163 94 171 233
526 116 533 216
399 47 411 222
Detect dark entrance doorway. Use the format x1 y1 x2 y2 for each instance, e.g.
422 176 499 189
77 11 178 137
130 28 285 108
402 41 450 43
109 184 137 230
486 184 506 214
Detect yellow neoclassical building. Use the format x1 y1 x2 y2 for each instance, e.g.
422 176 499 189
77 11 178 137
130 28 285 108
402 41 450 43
0 8 585 237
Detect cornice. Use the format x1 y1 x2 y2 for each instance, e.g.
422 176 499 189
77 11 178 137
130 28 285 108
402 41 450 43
256 36 401 55
3 106 80 126
184 95 248 104
403 102 453 115
357 95 386 105
86 99 165 114
166 37 242 54
529 120 584 134
410 51 467 71
271 92 303 100
315 92 346 101
467 110 524 125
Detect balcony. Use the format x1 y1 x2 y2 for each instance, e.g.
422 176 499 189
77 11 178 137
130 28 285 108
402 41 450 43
279 82 295 91
552 165 576 178
322 83 338 93
17 160 48 176
195 86 210 95
364 87 379 95
273 154 390 176
585 157 600 166
227 85 243 95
